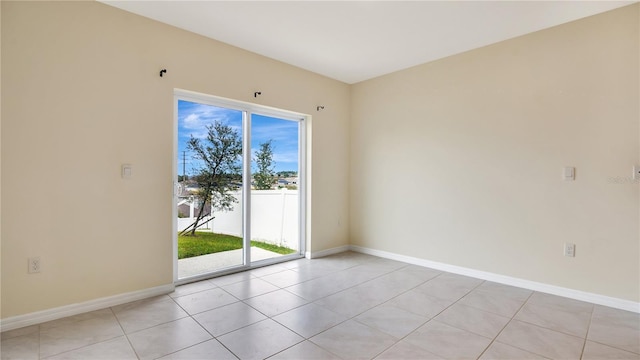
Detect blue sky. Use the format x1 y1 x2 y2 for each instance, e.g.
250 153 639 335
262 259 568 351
178 100 299 175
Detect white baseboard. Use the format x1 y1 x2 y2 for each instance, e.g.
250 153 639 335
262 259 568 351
350 245 640 313
0 284 175 332
4 246 637 333
306 245 351 259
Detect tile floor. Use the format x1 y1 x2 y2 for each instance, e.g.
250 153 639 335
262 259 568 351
2 251 639 359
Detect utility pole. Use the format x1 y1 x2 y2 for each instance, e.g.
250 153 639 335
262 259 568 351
182 150 187 182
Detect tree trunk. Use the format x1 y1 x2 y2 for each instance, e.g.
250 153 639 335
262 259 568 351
188 187 211 236
179 216 215 236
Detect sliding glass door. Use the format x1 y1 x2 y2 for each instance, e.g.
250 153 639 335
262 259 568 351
174 90 305 282
250 114 302 264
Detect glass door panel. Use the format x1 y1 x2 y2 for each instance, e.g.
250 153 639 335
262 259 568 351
176 100 245 279
250 114 301 263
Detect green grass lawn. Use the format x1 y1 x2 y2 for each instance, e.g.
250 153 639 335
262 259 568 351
178 231 296 259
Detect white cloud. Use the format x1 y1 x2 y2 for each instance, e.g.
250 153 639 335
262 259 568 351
182 113 201 130
179 104 242 139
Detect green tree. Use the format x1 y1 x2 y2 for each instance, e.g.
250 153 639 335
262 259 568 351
254 140 276 190
181 121 242 237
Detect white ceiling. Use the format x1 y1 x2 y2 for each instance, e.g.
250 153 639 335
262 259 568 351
101 1 635 84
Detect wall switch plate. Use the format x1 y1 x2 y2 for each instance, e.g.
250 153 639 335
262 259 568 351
563 166 575 181
564 243 576 257
121 164 132 179
633 166 640 180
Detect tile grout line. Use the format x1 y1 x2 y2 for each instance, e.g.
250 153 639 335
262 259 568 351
251 260 371 301
263 338 308 360
108 307 141 360
275 262 416 359
454 286 531 318
474 289 537 360
306 269 481 359
146 292 241 358
171 257 366 358
578 304 596 360
316 269 483 358
186 312 239 360
38 324 42 360
264 264 371 356
503 293 596 341
476 291 567 359
121 294 221 359
38 311 126 360
196 260 375 359
282 261 420 307
372 272 487 358
389 279 492 359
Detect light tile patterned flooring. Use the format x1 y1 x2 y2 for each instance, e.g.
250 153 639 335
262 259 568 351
2 251 639 359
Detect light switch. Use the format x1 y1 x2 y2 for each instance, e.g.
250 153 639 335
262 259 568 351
563 166 575 181
634 166 640 181
121 164 132 179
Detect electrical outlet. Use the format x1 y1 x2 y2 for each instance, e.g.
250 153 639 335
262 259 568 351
564 243 576 257
28 257 41 273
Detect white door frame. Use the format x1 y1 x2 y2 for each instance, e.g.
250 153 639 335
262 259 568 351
173 89 307 284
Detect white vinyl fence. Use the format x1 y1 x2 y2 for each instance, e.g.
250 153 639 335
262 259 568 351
178 189 299 250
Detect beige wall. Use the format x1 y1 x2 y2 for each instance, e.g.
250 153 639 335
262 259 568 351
1 1 350 318
351 4 639 302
